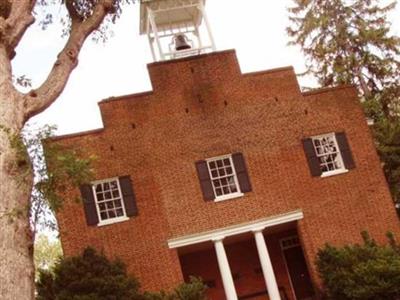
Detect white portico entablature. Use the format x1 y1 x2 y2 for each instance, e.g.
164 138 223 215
167 210 304 248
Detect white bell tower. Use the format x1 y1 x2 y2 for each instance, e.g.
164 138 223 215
139 0 216 62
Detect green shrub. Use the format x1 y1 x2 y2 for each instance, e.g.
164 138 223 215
36 247 141 300
143 277 207 300
36 248 208 300
316 232 400 300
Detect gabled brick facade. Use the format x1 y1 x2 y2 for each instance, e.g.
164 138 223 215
54 50 400 299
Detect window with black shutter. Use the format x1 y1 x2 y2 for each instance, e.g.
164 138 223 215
80 176 138 226
196 153 252 202
80 184 99 226
303 132 355 177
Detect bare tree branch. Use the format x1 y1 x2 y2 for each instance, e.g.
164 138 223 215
5 0 36 58
23 0 114 122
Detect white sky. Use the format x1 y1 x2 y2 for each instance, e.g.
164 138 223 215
12 1 400 136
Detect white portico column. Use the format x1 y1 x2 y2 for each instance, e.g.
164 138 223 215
253 229 281 300
213 237 238 300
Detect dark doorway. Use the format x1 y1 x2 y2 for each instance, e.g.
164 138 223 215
281 236 315 300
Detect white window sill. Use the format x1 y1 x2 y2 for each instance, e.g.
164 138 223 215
214 192 244 202
320 169 348 178
97 216 130 227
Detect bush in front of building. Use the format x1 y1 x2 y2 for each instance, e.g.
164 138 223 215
316 231 400 300
143 277 207 300
36 247 141 300
36 247 208 300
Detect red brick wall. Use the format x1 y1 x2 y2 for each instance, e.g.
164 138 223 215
54 50 400 293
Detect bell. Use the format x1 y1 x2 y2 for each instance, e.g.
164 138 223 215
174 34 191 51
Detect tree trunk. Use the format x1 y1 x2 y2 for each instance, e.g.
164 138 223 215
0 47 35 299
0 2 114 298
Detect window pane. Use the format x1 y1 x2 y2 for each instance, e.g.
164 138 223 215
110 181 118 189
207 155 241 199
312 134 344 174
94 179 127 222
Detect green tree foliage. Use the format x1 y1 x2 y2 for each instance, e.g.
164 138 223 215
316 231 400 300
372 118 400 203
22 125 95 235
287 0 400 116
35 0 134 42
36 247 141 300
0 124 94 234
287 0 400 204
34 234 62 281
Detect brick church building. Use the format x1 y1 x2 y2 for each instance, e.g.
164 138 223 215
54 1 400 299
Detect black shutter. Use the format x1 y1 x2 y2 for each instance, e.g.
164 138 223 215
119 176 138 217
302 138 322 177
80 184 99 226
232 152 252 193
195 160 215 201
335 132 355 170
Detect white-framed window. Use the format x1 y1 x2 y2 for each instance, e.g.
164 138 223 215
311 133 347 176
206 154 243 201
92 177 129 226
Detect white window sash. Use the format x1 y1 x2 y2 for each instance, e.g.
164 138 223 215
206 154 243 201
91 177 128 225
312 133 347 175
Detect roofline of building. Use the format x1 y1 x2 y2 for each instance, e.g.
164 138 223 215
242 66 294 77
100 91 154 104
302 84 355 96
100 52 295 105
148 49 236 67
50 128 104 141
147 50 294 77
